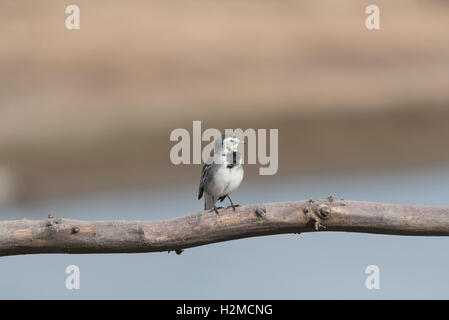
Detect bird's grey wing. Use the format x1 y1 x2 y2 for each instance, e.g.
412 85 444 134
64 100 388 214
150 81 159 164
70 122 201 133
198 161 213 200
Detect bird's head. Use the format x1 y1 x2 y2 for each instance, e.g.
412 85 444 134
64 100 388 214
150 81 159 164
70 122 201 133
216 134 244 153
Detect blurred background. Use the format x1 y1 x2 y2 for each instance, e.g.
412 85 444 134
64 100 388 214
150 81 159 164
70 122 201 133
1 0 449 299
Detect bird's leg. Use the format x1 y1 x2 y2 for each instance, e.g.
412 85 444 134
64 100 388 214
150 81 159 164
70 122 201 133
207 196 221 214
227 195 240 211
209 198 223 214
210 205 224 214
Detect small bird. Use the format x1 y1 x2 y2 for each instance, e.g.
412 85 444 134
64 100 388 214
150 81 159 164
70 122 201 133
198 134 244 213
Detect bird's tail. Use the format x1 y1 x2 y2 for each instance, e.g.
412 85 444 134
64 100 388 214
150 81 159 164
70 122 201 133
204 194 215 210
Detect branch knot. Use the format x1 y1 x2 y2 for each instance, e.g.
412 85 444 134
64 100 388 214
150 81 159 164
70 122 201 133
255 207 267 218
303 197 336 230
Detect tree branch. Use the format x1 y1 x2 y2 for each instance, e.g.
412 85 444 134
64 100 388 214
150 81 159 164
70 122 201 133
1 199 449 257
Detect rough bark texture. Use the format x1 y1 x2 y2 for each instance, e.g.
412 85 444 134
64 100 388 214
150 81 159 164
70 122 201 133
1 199 449 257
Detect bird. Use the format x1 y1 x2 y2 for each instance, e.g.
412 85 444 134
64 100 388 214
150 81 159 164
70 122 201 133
198 134 244 213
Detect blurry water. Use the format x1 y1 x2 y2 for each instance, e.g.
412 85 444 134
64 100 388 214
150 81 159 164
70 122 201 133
1 167 449 299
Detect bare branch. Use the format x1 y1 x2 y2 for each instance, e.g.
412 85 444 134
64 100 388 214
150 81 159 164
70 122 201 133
1 199 449 257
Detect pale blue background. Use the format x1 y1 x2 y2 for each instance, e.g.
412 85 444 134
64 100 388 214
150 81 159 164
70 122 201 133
1 167 449 299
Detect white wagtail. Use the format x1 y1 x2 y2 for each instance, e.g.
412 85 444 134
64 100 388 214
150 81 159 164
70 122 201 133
198 134 244 213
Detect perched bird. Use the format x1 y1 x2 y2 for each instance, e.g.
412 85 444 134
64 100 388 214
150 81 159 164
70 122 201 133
198 134 244 213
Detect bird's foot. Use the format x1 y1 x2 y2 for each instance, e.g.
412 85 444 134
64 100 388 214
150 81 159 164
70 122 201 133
210 206 224 214
227 204 241 211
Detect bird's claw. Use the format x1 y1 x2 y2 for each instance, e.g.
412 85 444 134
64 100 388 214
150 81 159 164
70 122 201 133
210 206 223 214
227 204 240 211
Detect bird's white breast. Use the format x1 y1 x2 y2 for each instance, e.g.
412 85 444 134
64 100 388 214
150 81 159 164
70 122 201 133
209 165 243 198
